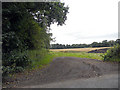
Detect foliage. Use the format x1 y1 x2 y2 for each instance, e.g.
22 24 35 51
2 50 31 76
103 44 120 62
2 2 69 76
28 49 49 69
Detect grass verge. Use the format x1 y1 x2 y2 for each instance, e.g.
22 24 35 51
28 50 104 70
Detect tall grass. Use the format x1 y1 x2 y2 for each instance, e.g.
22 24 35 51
27 49 49 69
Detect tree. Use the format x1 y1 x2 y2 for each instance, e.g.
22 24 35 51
102 40 109 47
2 2 69 50
91 42 99 47
2 2 69 75
116 39 120 45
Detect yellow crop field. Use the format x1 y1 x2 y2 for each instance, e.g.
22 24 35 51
50 47 111 52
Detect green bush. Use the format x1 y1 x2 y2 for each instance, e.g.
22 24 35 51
2 50 32 76
103 44 120 62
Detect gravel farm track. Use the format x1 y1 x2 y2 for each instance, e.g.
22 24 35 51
3 56 118 88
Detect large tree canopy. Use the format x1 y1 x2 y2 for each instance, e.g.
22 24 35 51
2 2 69 52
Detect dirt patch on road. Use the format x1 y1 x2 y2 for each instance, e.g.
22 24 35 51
3 57 118 88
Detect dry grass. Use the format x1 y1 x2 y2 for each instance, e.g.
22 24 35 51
50 47 111 52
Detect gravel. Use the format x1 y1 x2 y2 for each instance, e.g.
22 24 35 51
3 57 118 88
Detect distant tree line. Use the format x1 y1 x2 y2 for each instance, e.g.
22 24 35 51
50 39 120 49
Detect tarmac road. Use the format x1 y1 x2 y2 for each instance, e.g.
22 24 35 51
23 74 118 88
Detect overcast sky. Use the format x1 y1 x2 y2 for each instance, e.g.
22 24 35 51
50 0 119 45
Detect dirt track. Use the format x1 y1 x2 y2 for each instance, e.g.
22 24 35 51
3 57 118 88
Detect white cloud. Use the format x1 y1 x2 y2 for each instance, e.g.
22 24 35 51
50 0 119 44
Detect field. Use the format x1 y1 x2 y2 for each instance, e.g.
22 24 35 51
50 47 111 52
28 47 111 69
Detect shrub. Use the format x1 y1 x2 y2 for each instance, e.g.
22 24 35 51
2 50 32 76
103 44 120 62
